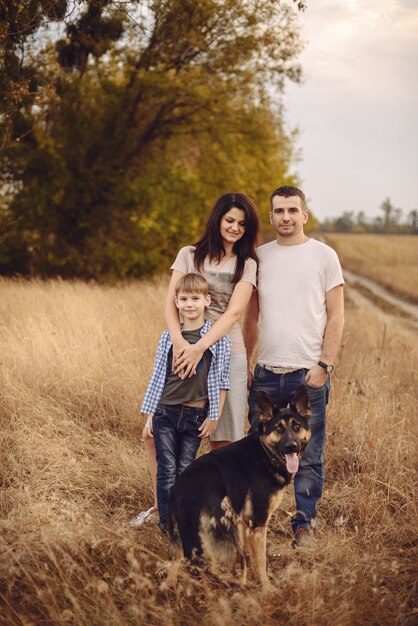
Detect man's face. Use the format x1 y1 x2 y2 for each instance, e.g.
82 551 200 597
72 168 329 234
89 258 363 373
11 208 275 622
269 195 308 238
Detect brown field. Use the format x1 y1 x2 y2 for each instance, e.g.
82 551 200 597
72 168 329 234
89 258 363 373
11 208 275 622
0 278 417 625
323 234 418 303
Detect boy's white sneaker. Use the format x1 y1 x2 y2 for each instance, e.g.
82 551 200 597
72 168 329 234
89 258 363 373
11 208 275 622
130 507 158 528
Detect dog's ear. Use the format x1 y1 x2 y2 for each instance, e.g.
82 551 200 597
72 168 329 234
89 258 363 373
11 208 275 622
290 385 311 418
257 390 275 422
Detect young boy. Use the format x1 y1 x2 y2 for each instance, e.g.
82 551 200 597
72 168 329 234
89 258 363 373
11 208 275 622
139 273 231 530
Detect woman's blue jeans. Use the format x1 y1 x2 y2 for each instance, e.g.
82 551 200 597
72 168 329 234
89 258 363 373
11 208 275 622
248 365 330 534
152 403 208 528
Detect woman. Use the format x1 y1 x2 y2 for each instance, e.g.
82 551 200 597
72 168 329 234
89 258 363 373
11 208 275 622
132 192 259 527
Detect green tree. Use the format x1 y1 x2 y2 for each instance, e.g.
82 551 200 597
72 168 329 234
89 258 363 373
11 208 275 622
380 198 392 228
1 1 306 278
408 209 418 234
379 197 404 233
335 211 355 233
354 210 369 233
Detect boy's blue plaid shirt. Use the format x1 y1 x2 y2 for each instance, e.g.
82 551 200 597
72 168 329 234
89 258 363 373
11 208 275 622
141 320 231 421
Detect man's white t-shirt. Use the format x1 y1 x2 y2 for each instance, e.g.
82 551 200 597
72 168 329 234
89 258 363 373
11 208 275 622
257 238 344 369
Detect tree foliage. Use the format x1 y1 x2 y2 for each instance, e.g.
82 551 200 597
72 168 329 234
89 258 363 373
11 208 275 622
1 0 306 279
320 198 417 235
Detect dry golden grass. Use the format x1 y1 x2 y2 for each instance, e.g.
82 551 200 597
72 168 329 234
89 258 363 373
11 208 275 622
323 234 418 303
0 278 417 625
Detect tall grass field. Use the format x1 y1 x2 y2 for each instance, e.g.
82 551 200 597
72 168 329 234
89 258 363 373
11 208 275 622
323 234 418 303
0 272 417 625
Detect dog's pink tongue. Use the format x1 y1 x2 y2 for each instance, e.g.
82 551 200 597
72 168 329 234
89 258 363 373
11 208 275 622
285 453 299 474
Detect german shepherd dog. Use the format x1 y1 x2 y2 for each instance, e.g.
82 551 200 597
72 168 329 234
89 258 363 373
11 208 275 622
167 385 311 588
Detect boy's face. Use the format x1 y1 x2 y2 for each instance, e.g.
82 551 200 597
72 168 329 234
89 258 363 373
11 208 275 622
175 290 211 321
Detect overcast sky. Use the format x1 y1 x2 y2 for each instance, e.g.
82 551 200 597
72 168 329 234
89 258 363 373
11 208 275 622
284 0 418 220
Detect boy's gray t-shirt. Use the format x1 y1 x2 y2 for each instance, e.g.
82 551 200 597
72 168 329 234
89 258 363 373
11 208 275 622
160 327 212 405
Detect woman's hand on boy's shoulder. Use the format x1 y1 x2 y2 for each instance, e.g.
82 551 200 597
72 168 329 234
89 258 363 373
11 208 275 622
199 417 218 438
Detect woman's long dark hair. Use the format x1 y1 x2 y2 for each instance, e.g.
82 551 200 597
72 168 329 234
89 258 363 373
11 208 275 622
193 193 260 283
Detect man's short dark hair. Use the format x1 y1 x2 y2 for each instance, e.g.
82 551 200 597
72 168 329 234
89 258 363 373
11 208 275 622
270 185 306 211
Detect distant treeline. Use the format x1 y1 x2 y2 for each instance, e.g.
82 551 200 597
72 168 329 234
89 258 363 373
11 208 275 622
320 198 418 234
0 0 308 280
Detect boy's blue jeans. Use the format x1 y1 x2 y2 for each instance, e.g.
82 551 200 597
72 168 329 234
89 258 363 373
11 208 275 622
152 403 208 528
248 365 330 534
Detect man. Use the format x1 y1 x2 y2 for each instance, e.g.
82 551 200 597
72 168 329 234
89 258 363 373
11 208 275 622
243 185 344 548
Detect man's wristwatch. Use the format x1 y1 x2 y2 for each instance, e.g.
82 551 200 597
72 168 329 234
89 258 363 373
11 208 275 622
318 361 334 374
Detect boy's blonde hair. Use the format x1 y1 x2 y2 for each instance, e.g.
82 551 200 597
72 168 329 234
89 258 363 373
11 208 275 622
175 273 209 296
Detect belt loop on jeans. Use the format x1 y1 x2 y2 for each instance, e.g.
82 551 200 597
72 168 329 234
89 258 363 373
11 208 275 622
260 364 302 375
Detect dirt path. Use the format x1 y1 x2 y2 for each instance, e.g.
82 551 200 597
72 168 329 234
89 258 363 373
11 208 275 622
343 268 418 331
315 234 418 325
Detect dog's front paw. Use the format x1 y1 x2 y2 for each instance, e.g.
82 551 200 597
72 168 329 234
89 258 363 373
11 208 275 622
260 579 275 595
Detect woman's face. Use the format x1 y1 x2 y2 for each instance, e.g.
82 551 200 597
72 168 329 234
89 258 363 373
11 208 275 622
220 207 246 247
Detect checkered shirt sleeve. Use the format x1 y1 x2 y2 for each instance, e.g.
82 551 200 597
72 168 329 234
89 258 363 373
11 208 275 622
140 331 170 416
219 337 231 390
204 328 231 421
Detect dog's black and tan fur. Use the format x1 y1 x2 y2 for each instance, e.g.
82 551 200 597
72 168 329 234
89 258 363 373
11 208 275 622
168 385 311 588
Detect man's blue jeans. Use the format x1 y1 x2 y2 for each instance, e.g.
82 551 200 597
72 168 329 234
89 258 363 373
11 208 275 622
248 365 330 534
152 403 208 528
